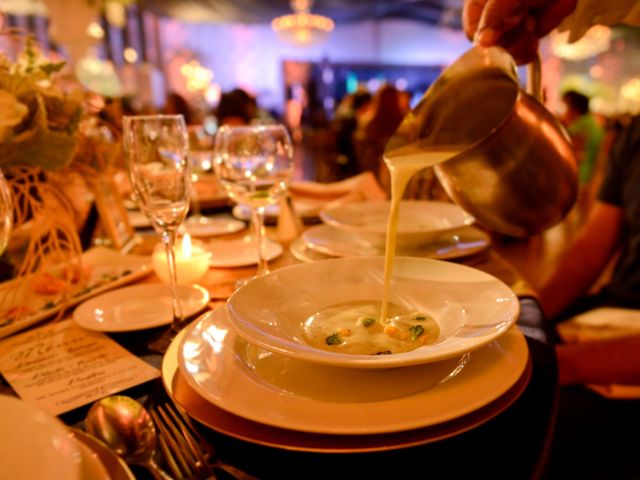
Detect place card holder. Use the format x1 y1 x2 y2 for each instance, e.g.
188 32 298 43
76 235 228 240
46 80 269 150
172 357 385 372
93 175 137 253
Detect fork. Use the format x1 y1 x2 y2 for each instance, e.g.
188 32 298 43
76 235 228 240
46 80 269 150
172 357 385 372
150 399 257 480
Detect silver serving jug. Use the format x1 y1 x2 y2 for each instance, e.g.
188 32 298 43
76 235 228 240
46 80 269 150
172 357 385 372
386 46 578 237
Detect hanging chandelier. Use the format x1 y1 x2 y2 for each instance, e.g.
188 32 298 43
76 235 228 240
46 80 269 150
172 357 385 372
271 0 334 47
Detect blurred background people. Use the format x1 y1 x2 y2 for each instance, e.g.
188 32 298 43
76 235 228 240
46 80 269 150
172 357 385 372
333 90 372 178
353 85 405 192
561 90 604 193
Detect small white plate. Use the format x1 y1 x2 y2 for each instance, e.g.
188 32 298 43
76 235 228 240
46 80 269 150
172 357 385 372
0 395 81 480
184 216 245 238
206 237 283 268
232 204 278 222
75 435 109 480
127 210 151 228
232 198 322 223
73 284 210 332
302 225 491 260
178 308 528 435
290 237 333 263
69 429 135 480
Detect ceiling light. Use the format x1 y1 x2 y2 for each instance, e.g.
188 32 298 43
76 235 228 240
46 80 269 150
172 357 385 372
271 0 334 47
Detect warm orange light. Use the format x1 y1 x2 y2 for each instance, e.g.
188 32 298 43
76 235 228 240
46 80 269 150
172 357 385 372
271 0 334 47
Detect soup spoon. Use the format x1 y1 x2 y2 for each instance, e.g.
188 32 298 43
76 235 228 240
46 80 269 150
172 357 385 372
85 396 171 480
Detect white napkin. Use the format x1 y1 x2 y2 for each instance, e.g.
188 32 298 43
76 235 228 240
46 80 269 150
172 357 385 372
289 172 387 211
557 307 640 399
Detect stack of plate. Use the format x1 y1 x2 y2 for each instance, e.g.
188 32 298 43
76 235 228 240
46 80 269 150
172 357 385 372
163 256 529 452
291 200 492 263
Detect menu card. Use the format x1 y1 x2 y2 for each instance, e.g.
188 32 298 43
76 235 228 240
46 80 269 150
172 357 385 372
0 320 160 415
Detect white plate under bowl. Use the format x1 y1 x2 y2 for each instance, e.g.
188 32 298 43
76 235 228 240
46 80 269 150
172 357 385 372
73 284 210 332
206 237 283 268
226 256 519 369
178 308 528 435
319 200 474 247
0 395 81 480
232 198 322 223
301 225 491 260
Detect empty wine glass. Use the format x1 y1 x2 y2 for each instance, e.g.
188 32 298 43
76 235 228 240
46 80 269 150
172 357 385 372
0 169 13 257
123 114 191 352
213 124 293 278
185 125 215 228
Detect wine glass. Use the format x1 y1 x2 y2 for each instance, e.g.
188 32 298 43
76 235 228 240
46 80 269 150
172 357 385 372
123 114 191 352
213 124 293 278
0 169 13 257
185 125 215 228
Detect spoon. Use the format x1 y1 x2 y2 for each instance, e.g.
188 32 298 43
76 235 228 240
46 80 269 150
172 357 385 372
85 396 171 480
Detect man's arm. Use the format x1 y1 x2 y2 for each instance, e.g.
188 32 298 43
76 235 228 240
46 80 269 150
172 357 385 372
557 335 640 385
463 0 640 64
537 201 624 319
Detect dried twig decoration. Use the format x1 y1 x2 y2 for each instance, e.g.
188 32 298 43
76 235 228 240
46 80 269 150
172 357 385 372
0 166 84 329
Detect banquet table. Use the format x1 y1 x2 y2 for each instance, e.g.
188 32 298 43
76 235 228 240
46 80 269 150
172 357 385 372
0 218 558 480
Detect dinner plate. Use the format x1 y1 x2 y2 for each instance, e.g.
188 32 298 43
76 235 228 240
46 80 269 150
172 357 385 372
290 236 334 263
69 429 135 480
0 248 152 339
232 198 322 223
75 435 110 480
300 225 491 261
178 308 528 435
165 328 530 452
0 395 81 479
73 284 210 332
320 200 474 247
206 237 283 268
184 216 245 238
127 210 151 228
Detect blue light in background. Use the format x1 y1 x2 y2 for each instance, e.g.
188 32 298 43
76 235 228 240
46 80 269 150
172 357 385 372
346 72 358 93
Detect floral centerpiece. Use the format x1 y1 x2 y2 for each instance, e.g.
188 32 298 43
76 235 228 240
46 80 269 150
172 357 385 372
0 36 115 332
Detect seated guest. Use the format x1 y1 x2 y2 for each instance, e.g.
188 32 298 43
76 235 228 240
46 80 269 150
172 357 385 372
163 92 194 125
333 91 372 178
215 88 259 126
561 90 604 197
353 85 405 191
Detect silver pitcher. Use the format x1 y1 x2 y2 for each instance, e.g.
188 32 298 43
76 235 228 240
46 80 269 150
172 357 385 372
385 46 578 237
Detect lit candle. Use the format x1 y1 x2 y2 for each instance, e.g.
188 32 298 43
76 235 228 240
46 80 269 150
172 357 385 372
152 233 210 285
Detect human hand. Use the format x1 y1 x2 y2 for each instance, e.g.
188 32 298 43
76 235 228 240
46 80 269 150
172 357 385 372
463 0 577 64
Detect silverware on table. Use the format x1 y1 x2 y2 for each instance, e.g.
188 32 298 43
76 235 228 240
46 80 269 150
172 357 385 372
85 396 172 480
150 398 258 480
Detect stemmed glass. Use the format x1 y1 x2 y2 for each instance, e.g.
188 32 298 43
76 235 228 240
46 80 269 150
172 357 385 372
0 169 13 257
123 115 191 352
213 124 293 278
185 125 215 228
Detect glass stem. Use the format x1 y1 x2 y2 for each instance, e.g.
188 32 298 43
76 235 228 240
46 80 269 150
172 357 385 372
162 229 184 327
190 174 202 218
252 206 269 277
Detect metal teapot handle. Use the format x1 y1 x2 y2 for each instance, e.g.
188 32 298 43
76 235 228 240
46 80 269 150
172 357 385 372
526 51 543 101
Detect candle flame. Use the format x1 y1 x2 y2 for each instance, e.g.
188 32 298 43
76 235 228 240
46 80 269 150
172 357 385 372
182 233 192 258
